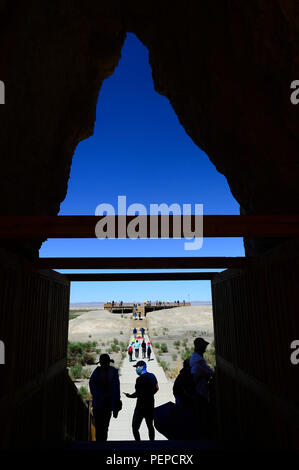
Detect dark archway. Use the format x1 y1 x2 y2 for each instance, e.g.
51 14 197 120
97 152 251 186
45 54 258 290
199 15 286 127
0 1 298 450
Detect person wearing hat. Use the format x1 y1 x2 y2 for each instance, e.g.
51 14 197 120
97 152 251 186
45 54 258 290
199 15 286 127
190 337 214 401
124 360 159 441
189 337 215 437
89 353 121 441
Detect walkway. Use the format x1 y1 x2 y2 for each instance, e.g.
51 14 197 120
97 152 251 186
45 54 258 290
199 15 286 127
108 322 174 440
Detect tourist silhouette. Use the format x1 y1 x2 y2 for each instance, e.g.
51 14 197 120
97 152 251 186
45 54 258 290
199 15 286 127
124 360 158 440
89 353 121 441
190 337 215 438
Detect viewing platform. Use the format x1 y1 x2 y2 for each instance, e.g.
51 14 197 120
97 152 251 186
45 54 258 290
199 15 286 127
104 301 191 315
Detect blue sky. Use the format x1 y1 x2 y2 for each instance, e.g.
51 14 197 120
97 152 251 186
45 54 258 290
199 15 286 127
39 33 244 303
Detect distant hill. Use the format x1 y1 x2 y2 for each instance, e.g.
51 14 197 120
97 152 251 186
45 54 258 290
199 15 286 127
190 301 212 305
70 302 105 308
70 300 211 307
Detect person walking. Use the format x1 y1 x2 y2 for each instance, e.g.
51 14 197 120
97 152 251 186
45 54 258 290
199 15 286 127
140 327 145 338
128 343 133 362
124 360 159 440
89 354 121 441
141 339 146 359
134 339 140 359
133 327 137 338
146 342 152 361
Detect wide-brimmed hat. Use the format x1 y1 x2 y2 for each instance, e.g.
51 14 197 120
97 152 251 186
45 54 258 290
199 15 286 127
97 353 114 365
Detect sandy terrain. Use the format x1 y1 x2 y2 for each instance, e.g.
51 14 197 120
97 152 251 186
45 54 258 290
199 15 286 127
68 308 132 392
146 306 214 376
147 305 213 338
68 305 214 390
68 308 131 343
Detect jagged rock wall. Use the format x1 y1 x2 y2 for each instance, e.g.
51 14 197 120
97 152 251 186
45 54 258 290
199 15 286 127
125 0 299 255
0 1 125 258
0 0 298 258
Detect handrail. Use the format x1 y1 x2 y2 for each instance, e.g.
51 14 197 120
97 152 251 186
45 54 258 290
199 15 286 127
64 371 93 441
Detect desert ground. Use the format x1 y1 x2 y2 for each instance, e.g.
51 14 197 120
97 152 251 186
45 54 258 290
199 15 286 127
68 304 214 392
146 305 214 376
68 308 131 343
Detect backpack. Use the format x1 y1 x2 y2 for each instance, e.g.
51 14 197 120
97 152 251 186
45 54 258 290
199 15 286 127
128 346 132 354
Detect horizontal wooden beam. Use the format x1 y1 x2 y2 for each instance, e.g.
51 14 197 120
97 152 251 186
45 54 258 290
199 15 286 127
64 272 217 281
0 215 298 238
37 256 248 269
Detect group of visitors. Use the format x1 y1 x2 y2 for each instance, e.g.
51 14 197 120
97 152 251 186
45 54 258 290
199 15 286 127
133 311 142 320
89 336 215 442
133 326 145 338
128 327 151 362
128 340 152 361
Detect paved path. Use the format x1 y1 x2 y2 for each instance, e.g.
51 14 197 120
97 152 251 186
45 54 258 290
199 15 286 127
108 327 174 441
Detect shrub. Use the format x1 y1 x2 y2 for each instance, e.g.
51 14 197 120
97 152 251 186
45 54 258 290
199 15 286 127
154 343 160 349
120 331 123 335
181 347 193 361
159 360 169 371
113 338 119 345
111 344 120 353
82 367 91 379
168 368 178 379
160 343 168 353
67 352 83 367
120 342 126 352
83 341 93 352
172 354 177 361
70 364 82 380
174 340 180 347
68 342 83 355
79 386 88 400
83 352 96 365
